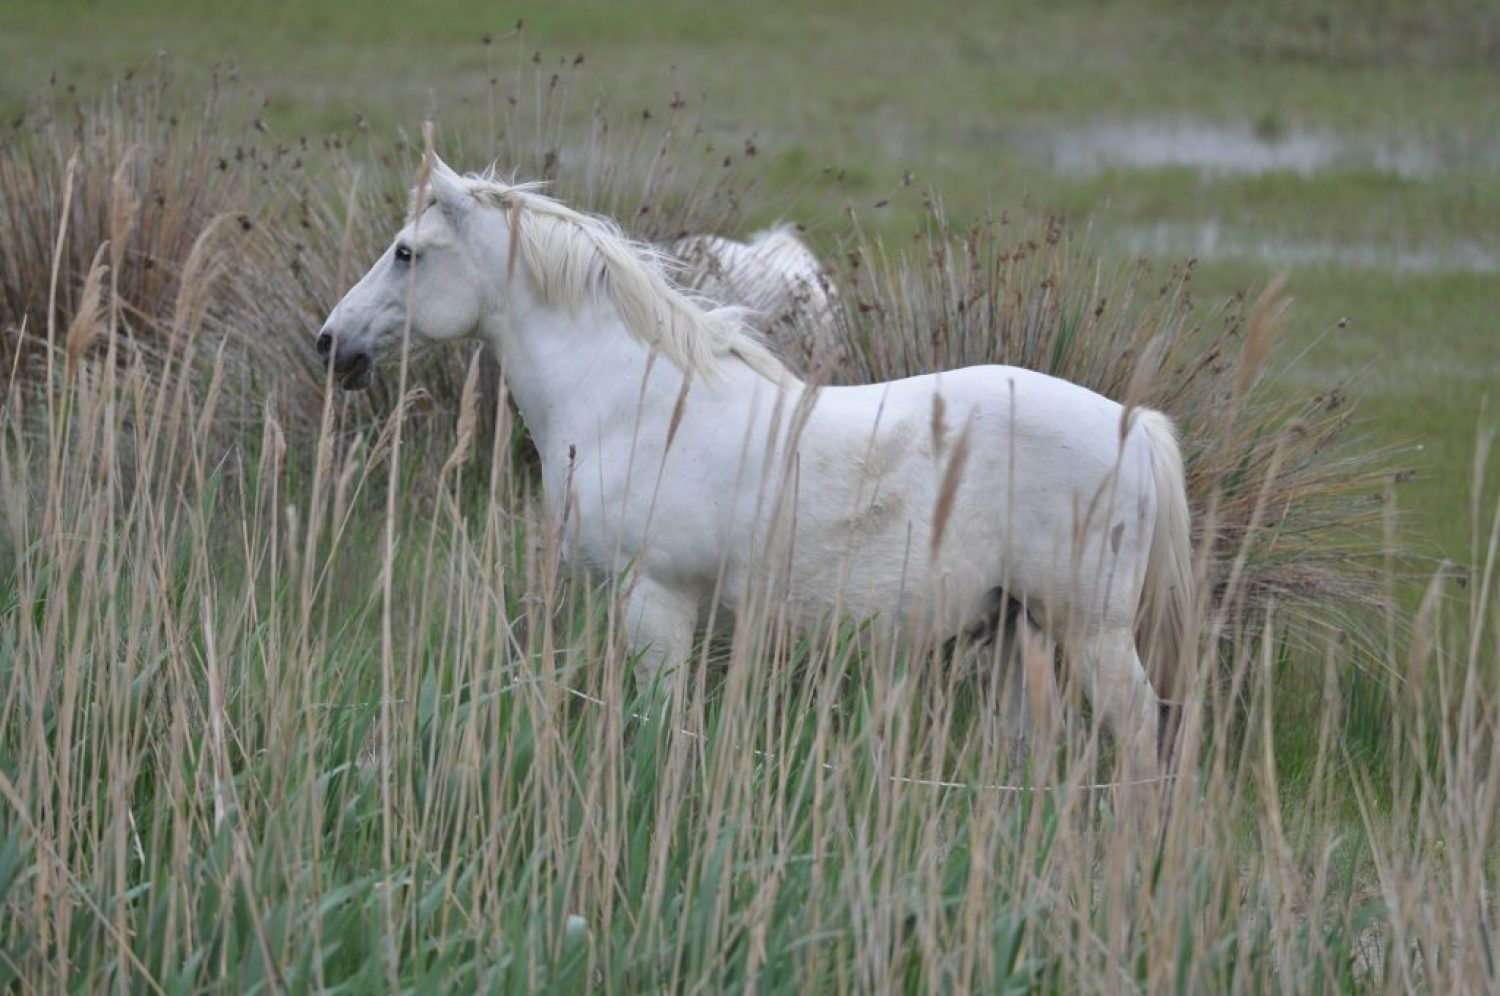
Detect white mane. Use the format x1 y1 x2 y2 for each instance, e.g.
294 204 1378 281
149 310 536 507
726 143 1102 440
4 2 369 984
452 173 796 385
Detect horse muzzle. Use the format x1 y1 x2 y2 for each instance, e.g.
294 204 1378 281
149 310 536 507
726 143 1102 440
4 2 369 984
315 330 375 391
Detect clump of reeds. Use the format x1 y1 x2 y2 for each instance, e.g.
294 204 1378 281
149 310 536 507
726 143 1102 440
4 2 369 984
0 71 325 452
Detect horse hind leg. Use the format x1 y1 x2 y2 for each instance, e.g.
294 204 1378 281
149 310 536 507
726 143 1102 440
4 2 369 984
1073 627 1161 781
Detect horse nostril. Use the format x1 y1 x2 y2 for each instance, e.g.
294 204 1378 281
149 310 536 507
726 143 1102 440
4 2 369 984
316 331 332 358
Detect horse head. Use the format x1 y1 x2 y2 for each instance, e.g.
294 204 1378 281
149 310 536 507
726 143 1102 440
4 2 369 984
316 155 495 389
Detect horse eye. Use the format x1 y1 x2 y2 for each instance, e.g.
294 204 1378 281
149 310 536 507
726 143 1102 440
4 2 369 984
394 244 413 263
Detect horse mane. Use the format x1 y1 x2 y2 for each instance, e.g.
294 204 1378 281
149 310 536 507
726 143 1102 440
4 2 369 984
455 173 797 385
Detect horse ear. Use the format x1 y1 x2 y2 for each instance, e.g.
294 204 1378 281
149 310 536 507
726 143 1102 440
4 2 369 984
425 155 469 217
429 154 460 184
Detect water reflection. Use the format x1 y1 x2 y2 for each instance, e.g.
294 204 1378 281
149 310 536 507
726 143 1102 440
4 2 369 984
1116 220 1499 274
1042 120 1496 179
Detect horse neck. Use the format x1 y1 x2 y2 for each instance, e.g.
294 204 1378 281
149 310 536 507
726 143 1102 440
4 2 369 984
482 295 685 459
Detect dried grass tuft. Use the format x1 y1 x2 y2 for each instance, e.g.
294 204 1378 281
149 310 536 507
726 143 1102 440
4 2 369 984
441 347 483 478
63 244 108 374
0 76 294 446
1237 270 1287 398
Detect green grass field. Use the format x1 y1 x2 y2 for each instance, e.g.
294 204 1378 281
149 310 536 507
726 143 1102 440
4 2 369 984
2 1 1498 990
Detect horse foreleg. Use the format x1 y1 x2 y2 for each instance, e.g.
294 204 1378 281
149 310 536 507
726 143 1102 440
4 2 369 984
623 577 698 708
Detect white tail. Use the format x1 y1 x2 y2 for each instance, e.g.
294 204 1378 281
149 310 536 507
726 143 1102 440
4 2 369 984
1136 408 1196 707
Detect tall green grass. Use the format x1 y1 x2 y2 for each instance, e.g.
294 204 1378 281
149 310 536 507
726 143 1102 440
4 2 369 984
2 268 1496 990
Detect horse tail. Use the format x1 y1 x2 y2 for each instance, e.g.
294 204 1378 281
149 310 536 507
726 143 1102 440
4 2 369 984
1136 408 1196 709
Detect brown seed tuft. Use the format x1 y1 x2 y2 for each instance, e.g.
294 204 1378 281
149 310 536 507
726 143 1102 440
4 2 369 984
64 244 110 375
1236 271 1288 398
929 391 947 455
930 412 974 559
442 348 484 477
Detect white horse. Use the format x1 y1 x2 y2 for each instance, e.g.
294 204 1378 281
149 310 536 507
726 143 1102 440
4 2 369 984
317 157 1195 770
670 225 845 372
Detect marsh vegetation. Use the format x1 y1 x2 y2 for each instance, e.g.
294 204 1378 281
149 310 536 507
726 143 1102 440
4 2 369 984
1 3 1496 990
